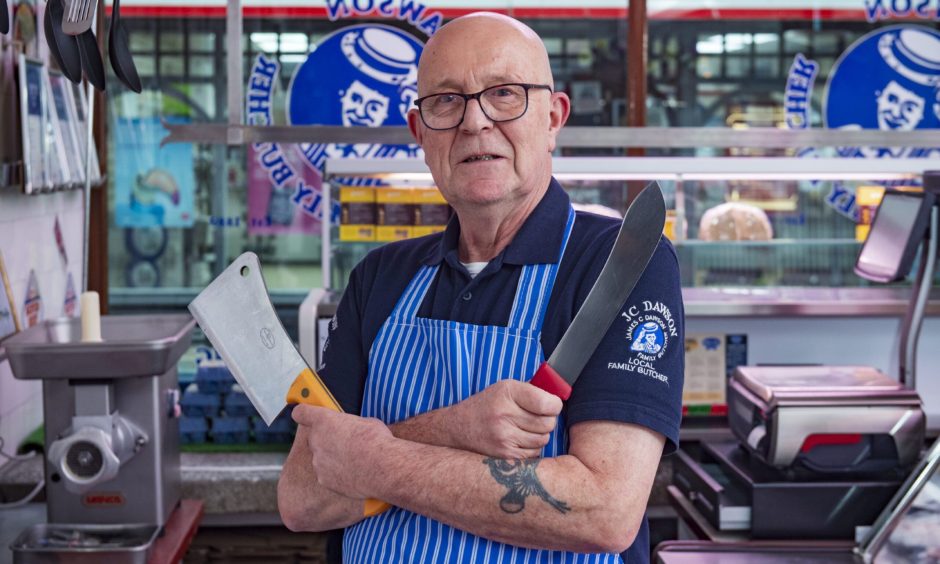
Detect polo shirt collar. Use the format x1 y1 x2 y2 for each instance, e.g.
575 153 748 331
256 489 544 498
423 177 571 267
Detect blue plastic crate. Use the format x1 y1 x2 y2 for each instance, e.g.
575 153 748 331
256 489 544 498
253 413 296 444
179 416 209 444
196 360 235 394
224 386 257 418
210 416 251 445
180 384 222 417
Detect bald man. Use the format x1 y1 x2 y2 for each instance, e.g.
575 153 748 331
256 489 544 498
279 13 684 564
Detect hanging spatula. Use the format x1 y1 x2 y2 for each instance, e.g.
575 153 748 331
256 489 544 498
45 0 83 83
108 0 140 92
62 0 96 36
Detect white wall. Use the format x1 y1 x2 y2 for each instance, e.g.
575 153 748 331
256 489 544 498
0 189 85 461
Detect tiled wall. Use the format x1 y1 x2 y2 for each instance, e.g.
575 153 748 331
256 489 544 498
0 188 85 459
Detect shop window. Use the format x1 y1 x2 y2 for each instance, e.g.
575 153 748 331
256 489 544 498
190 56 216 78
160 56 185 77
160 32 185 52
190 32 216 52
783 29 811 54
130 32 156 52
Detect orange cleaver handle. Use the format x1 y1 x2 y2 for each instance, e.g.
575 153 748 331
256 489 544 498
286 368 392 518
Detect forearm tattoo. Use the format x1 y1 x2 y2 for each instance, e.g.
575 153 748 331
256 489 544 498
483 458 571 514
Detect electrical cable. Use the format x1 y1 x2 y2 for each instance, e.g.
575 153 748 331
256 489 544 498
0 415 46 508
0 477 45 509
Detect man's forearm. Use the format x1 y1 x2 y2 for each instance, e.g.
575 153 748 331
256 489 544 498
390 407 465 449
278 428 365 531
362 434 643 554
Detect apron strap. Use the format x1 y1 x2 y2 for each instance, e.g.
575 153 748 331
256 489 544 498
391 205 576 327
507 206 576 332
389 264 438 319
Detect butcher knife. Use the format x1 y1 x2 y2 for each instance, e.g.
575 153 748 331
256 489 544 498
530 182 666 400
188 252 390 517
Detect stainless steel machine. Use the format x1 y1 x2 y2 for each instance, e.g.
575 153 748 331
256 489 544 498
674 173 939 541
4 313 194 561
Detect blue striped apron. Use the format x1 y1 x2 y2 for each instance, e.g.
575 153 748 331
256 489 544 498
344 207 620 563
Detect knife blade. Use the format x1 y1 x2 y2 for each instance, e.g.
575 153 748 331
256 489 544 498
188 252 390 517
530 182 666 400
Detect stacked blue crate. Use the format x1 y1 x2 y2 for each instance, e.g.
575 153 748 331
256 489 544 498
194 360 236 445
254 406 296 444
210 416 251 444
180 383 221 418
196 360 235 394
224 385 257 418
180 417 208 444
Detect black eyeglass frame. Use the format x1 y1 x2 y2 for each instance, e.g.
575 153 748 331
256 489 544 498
413 82 553 131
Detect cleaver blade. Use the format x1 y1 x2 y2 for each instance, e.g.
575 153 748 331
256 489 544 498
188 252 389 517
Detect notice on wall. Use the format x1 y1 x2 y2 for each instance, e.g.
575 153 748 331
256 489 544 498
684 334 728 407
22 269 42 328
113 116 195 228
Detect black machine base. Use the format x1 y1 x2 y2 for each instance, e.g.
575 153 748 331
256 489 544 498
674 441 903 539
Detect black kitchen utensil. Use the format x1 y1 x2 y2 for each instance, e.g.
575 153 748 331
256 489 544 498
44 0 82 83
1 0 10 34
63 0 95 35
108 0 140 92
78 29 105 91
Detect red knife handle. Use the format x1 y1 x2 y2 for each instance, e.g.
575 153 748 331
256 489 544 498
530 362 572 400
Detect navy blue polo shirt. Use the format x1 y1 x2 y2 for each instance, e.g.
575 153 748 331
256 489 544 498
319 178 684 561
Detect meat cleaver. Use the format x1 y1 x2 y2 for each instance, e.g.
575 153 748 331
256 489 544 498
530 182 666 400
188 252 390 517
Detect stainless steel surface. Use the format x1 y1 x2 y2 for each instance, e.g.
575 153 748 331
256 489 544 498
161 124 940 150
189 252 307 426
14 314 194 527
683 287 940 317
226 0 242 137
548 183 666 384
41 366 182 526
81 79 94 293
773 406 924 468
857 437 940 562
0 503 44 564
47 413 148 494
4 314 195 380
656 547 859 564
736 366 905 403
10 522 157 564
729 368 926 468
321 155 940 180
900 206 937 390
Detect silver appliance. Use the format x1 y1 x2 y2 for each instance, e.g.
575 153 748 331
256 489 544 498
729 365 925 475
4 314 194 528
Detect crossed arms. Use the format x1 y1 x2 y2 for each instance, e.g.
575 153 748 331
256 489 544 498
277 379 664 554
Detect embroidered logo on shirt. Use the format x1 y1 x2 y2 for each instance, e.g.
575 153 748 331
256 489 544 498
607 301 677 384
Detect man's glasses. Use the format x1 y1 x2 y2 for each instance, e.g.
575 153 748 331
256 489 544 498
414 83 553 131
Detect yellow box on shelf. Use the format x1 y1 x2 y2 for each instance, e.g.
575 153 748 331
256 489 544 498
413 187 451 237
376 187 414 242
855 185 885 243
339 186 376 242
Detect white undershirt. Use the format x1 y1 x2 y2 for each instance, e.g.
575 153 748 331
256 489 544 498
461 261 489 278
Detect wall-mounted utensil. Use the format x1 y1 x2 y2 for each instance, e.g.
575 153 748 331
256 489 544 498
108 0 139 92
44 0 82 83
78 29 105 91
62 0 96 36
1 0 10 34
